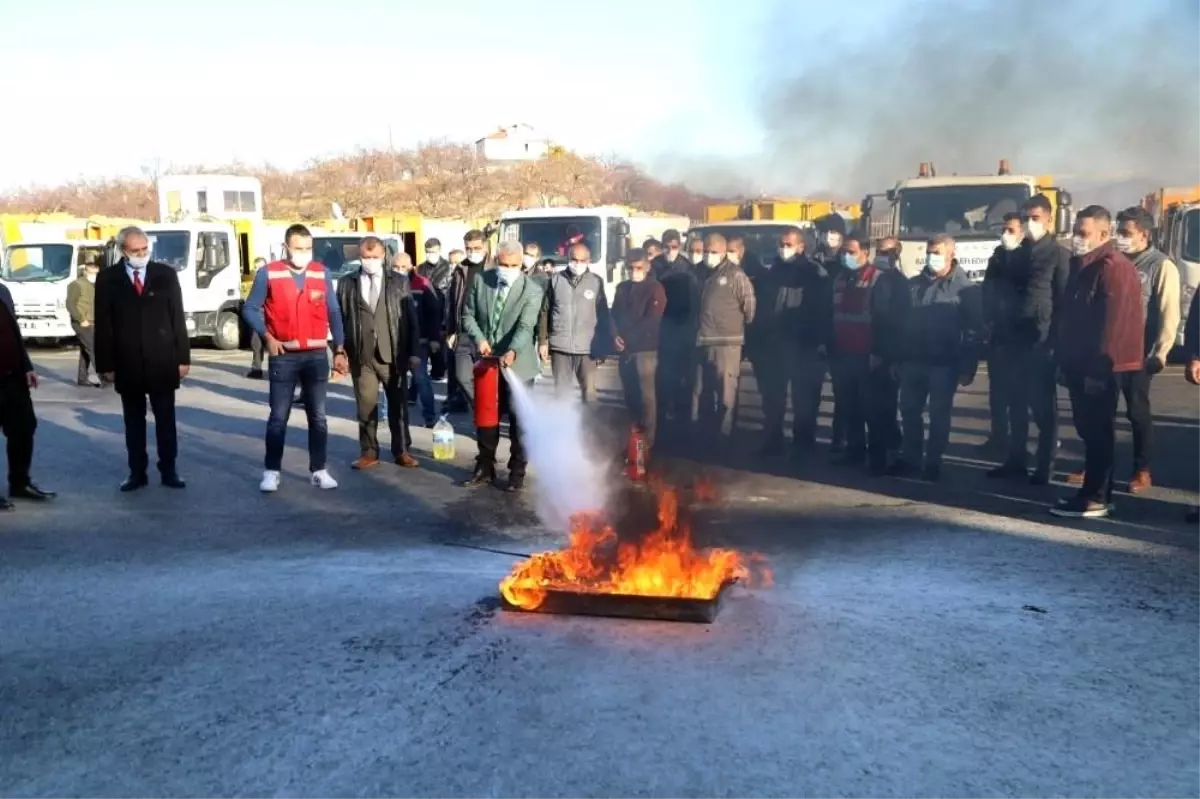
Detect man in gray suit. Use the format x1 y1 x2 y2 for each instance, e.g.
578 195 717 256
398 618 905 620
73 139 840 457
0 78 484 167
460 240 544 492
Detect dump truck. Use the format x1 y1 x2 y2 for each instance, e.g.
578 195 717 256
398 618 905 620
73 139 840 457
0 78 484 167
1142 186 1200 349
703 198 860 226
861 160 1073 280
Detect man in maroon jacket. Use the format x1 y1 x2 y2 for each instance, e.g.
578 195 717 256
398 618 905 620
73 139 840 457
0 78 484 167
612 249 666 451
1051 206 1145 519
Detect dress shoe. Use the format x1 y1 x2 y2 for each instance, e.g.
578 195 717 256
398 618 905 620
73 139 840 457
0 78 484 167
246 368 264 380
351 455 380 470
9 483 55 501
505 473 526 493
120 475 149 492
1128 469 1152 494
461 470 496 489
160 473 186 489
395 453 420 468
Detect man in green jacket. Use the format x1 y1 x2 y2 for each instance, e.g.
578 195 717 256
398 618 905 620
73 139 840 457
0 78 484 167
460 240 544 492
66 257 101 387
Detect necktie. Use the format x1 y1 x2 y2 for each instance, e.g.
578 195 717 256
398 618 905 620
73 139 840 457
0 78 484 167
132 269 144 295
490 280 510 342
367 273 379 310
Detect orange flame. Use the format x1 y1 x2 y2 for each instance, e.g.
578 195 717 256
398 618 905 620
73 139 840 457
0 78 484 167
499 479 772 610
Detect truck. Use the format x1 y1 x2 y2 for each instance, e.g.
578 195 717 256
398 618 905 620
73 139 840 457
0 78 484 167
1142 186 1200 348
685 219 816 269
495 206 630 302
703 198 860 226
861 160 1074 280
1 238 107 342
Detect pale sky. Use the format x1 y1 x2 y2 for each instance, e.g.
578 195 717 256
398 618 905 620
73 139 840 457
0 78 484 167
1 0 779 190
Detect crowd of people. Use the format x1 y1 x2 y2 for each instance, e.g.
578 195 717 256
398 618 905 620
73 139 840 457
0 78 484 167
0 204 1195 522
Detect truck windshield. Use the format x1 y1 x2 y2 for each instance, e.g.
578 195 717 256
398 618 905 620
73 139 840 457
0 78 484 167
1 244 73 282
312 236 366 279
687 224 805 267
500 217 602 264
898 184 1031 238
1183 208 1200 263
147 231 192 270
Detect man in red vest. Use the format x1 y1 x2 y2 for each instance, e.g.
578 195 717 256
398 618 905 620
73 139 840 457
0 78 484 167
829 233 902 473
243 224 348 493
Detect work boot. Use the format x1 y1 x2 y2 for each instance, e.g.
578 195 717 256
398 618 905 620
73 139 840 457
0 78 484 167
1128 470 1152 494
352 455 380 470
505 473 526 493
461 469 496 489
987 461 1027 479
395 453 420 469
1064 470 1085 486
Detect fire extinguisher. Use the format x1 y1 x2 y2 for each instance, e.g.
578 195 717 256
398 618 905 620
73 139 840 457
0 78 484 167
625 424 647 482
473 357 501 428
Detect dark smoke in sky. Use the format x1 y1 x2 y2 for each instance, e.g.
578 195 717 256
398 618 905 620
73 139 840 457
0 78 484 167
662 0 1199 204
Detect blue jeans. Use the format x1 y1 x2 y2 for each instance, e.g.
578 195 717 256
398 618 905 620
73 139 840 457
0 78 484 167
900 362 958 469
265 351 329 472
410 347 436 425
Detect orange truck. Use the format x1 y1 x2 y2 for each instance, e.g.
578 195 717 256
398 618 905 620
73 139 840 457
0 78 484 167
1141 186 1200 349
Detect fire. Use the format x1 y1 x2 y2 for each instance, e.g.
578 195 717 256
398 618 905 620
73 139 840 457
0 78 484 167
499 478 771 610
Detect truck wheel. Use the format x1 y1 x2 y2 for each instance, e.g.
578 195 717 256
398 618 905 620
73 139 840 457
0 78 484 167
212 311 241 350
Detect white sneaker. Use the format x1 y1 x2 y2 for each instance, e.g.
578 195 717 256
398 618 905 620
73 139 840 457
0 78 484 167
259 470 281 493
310 469 338 490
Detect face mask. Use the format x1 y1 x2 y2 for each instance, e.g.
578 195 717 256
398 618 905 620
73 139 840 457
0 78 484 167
1115 235 1134 253
1071 235 1095 256
1025 220 1046 241
690 252 704 265
665 249 679 261
425 252 441 264
779 247 796 261
825 234 842 250
466 251 484 265
841 253 860 270
727 252 742 265
568 261 588 275
127 255 149 269
874 255 892 270
1001 232 1021 251
522 254 536 269
631 269 647 283
706 253 723 268
361 258 383 274
86 272 97 283
496 266 521 285
925 253 946 275
289 252 312 269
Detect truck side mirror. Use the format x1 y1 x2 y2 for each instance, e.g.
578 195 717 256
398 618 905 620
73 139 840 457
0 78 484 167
886 188 896 203
1055 201 1072 236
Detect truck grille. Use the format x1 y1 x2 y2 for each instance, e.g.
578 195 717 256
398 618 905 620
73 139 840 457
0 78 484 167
15 301 57 317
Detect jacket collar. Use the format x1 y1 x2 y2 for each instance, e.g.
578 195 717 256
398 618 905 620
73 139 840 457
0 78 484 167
1079 240 1116 268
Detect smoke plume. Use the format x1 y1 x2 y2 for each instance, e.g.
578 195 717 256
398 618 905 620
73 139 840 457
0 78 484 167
667 0 1200 204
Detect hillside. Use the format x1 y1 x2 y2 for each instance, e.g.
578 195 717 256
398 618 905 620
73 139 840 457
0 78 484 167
0 143 722 223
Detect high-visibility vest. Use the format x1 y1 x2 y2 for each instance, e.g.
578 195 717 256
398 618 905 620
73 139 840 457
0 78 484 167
263 262 330 351
832 264 880 354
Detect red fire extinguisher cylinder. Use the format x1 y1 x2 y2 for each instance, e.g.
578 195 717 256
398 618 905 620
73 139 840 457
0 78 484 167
473 357 501 428
625 425 647 481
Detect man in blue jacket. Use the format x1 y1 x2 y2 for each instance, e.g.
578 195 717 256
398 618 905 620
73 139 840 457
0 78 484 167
889 234 983 481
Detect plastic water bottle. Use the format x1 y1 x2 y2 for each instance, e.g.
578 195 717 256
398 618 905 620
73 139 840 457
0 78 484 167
378 386 388 421
432 415 456 460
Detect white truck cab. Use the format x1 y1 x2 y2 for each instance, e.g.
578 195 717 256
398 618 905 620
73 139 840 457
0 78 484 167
1 239 105 342
497 206 630 302
141 221 244 349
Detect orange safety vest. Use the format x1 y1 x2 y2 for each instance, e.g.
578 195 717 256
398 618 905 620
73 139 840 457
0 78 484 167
832 264 880 354
262 261 330 351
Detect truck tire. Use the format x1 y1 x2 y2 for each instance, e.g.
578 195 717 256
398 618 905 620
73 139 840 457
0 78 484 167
212 310 241 350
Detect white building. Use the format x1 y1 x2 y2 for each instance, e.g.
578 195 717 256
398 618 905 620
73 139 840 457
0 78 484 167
474 124 550 164
157 174 264 223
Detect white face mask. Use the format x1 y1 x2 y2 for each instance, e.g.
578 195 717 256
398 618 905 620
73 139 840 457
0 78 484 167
825 233 842 250
85 272 97 283
706 253 724 268
779 247 796 261
522 254 536 269
496 266 521 284
665 249 680 261
466 251 485 265
1071 235 1095 256
361 258 383 275
727 252 742 265
690 252 704 265
127 255 149 269
1025 220 1047 241
631 268 647 283
289 252 312 269
568 261 588 275
1001 232 1021 251
925 253 947 274
425 251 441 264
1115 235 1134 253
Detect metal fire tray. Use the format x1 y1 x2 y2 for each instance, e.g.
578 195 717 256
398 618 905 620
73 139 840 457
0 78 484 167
500 580 735 623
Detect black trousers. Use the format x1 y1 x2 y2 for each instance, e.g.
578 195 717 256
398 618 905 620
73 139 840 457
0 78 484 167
476 376 530 476
986 350 1011 449
121 390 178 477
72 323 97 383
351 357 409 458
0 375 36 490
1065 373 1119 505
656 323 696 427
250 331 265 370
1004 346 1058 472
831 354 891 467
753 348 826 448
1118 369 1153 473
